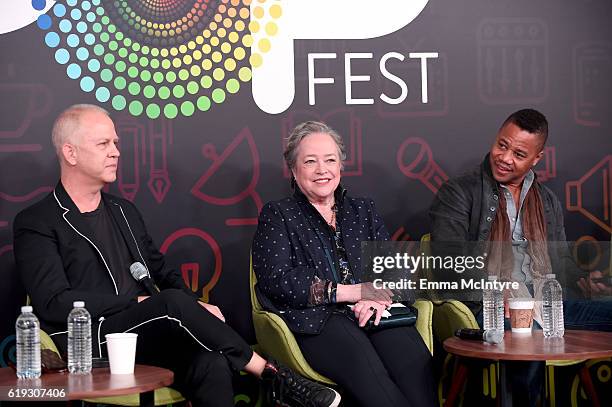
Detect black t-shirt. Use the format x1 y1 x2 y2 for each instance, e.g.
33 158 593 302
81 201 146 298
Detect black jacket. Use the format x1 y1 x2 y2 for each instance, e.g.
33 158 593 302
13 182 194 351
429 155 586 298
252 187 390 335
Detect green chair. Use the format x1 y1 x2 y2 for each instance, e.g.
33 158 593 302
40 329 185 406
249 257 435 387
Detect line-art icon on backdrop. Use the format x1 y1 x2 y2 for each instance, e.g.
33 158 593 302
0 244 12 259
116 118 144 202
376 33 448 118
533 146 556 182
0 81 53 224
114 115 172 203
397 137 448 194
573 43 611 127
572 236 605 273
0 334 16 368
0 244 16 367
160 228 222 303
148 119 172 203
0 186 54 204
391 226 412 242
391 226 418 256
0 82 51 152
477 18 548 105
191 127 262 227
566 155 612 234
281 108 363 178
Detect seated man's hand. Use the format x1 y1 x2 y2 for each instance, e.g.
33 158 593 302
353 300 387 327
578 270 612 297
137 296 149 303
198 301 226 322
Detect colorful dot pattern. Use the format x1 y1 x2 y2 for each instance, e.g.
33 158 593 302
248 0 282 69
32 0 281 119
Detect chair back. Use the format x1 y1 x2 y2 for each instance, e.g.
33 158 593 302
249 256 263 312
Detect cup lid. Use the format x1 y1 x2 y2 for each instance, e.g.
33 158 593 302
508 297 534 309
105 332 138 339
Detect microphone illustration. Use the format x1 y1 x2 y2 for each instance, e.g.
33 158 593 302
129 262 158 296
397 137 449 194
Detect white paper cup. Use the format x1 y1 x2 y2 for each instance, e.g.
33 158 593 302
509 298 535 333
105 333 138 374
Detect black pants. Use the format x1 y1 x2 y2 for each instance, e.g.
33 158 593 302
295 313 436 407
95 289 253 407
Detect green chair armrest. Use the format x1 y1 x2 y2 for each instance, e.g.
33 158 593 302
432 300 479 343
40 330 60 354
414 299 434 355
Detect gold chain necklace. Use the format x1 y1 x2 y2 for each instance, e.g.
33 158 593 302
328 208 336 227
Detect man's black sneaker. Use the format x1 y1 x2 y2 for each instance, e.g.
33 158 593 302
262 361 341 407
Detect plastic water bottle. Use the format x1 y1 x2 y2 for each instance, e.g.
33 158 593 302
15 306 41 379
483 276 504 335
542 274 564 338
67 301 92 374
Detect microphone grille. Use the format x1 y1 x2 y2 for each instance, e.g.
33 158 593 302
129 262 148 281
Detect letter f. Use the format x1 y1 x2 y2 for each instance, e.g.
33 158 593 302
250 0 430 114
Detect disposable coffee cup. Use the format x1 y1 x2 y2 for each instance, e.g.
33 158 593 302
105 333 138 374
509 298 534 333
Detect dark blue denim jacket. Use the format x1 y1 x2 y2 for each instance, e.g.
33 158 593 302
252 186 389 334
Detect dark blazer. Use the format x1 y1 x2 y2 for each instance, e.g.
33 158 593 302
13 182 193 351
252 186 390 335
429 154 586 298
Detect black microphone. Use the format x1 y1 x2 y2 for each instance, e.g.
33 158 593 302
455 328 503 344
129 262 159 295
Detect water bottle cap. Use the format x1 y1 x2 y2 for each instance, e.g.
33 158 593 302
487 275 498 281
21 306 33 313
545 274 556 278
73 301 85 308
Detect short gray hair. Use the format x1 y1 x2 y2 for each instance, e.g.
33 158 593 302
284 121 346 170
51 104 109 157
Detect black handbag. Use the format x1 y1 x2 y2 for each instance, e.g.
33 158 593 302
362 303 418 332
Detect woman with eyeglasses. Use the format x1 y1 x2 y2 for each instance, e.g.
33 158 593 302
252 121 435 407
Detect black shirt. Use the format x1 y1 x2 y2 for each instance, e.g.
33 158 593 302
82 201 146 298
